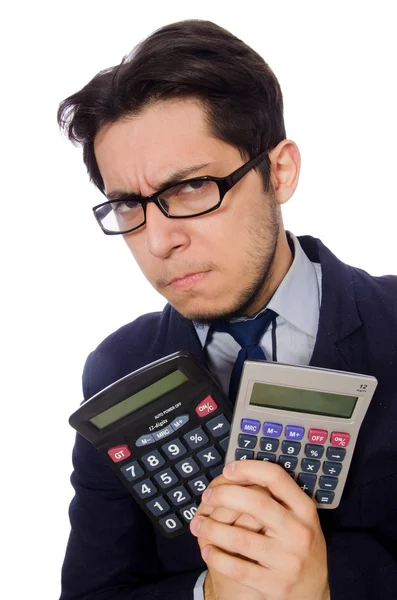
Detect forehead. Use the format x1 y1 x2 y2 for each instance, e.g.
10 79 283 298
93 98 237 193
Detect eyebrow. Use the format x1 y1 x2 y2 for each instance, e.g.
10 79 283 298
105 162 212 201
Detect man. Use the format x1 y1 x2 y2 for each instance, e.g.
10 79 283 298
57 19 397 600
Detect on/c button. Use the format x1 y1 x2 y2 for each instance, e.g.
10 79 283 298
195 395 218 417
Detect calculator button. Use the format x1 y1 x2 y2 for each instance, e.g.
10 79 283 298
241 418 261 434
197 446 222 467
263 422 283 437
135 434 155 447
301 458 321 473
319 476 339 491
169 415 189 432
285 425 305 441
187 475 210 496
235 448 254 460
133 478 158 499
219 437 230 453
323 461 342 476
278 455 298 471
316 490 335 505
305 443 325 459
159 513 183 534
260 437 280 452
326 447 346 462
167 485 191 507
195 395 218 417
238 434 257 450
281 440 301 456
108 445 131 463
308 429 328 444
209 465 224 479
184 427 209 449
153 426 174 441
256 452 276 462
154 468 179 489
296 473 317 497
141 450 166 472
120 460 145 482
146 496 170 516
161 439 187 461
330 432 351 447
205 414 230 437
287 471 296 478
175 457 200 478
180 502 199 523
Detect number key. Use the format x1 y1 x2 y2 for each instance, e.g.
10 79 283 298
175 457 200 478
141 449 165 471
146 496 170 516
161 439 187 460
238 434 257 450
187 475 209 496
180 502 199 523
281 440 301 456
278 455 298 471
260 437 280 452
167 485 191 507
133 478 157 499
154 468 178 489
120 460 144 482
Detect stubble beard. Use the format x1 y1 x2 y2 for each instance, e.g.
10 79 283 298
184 196 280 326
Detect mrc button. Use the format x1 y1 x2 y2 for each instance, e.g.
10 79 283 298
195 395 218 417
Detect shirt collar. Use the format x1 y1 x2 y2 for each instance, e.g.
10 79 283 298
194 231 320 346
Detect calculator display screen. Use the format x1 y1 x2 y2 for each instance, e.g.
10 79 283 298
90 370 189 430
250 383 358 418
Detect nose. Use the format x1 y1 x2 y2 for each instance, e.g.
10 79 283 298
144 201 190 258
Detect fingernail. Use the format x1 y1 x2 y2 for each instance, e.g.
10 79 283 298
223 462 235 477
190 516 203 534
202 488 211 502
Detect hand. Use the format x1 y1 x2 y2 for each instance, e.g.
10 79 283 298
196 474 265 600
190 460 330 600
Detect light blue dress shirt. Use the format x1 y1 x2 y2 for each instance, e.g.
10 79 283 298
192 231 322 599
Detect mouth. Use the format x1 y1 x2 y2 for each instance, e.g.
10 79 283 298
168 271 208 288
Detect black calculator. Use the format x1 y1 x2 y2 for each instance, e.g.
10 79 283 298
69 352 233 537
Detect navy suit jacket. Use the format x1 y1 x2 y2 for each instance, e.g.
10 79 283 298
60 236 397 599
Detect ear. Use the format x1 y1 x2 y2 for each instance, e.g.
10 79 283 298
268 140 301 205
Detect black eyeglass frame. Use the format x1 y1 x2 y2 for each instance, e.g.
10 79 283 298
92 150 269 235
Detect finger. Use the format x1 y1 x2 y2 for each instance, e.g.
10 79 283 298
223 461 318 522
205 484 272 529
193 517 281 569
200 543 272 595
201 483 297 537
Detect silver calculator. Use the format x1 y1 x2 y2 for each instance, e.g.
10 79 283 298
225 360 378 508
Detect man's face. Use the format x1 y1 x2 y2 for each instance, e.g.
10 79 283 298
94 98 284 323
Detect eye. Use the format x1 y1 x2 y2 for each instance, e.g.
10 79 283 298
178 180 209 193
113 200 141 214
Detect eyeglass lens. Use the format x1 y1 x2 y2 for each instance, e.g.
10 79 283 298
98 179 220 233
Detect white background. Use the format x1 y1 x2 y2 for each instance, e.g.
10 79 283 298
2 1 396 598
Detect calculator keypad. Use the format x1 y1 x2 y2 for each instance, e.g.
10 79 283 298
234 420 350 506
113 397 231 536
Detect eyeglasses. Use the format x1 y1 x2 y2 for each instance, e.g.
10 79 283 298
92 150 268 235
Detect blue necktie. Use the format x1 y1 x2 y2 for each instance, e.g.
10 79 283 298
214 309 278 403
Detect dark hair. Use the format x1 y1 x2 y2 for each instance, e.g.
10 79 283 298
57 19 286 194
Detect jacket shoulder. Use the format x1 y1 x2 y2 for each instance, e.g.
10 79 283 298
82 309 168 399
